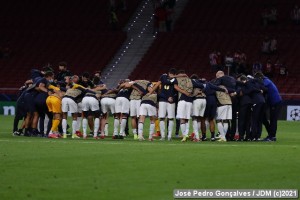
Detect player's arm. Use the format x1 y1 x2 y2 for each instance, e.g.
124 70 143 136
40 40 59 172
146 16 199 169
37 82 48 93
150 81 161 94
174 84 191 97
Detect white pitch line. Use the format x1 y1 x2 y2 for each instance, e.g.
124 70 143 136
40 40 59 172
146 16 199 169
0 139 297 148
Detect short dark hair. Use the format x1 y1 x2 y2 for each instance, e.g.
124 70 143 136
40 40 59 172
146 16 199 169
58 62 67 67
178 69 185 74
168 68 177 75
190 74 199 79
45 71 54 77
82 72 90 79
254 72 264 79
239 75 248 81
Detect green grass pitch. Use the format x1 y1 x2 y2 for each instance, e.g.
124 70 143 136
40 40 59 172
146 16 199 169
0 115 299 200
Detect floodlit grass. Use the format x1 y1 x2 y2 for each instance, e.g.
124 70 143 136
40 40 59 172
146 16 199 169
0 115 299 200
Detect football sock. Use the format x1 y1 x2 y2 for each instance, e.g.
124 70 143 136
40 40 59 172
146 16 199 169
113 118 119 136
149 123 155 139
193 120 199 139
72 120 77 135
159 120 165 138
62 119 67 134
168 120 174 138
94 118 100 137
82 118 88 136
138 122 144 138
52 119 60 132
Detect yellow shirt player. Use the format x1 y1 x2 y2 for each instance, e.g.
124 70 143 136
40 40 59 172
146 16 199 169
46 84 64 138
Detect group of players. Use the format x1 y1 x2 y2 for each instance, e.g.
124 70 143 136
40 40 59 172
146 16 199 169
13 63 282 142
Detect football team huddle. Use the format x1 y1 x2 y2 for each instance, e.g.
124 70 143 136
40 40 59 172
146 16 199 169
13 64 282 142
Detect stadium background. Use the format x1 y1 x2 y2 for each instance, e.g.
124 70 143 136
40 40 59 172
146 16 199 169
0 0 299 119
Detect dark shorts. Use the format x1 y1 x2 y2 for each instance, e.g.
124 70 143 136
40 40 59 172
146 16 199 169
34 92 48 114
204 103 217 120
24 92 38 113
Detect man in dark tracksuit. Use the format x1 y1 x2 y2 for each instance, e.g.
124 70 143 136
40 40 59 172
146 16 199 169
236 75 260 141
255 72 282 141
248 78 267 141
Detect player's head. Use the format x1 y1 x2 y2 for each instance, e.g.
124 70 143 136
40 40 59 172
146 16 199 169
237 75 248 83
58 61 67 71
45 71 54 82
254 71 264 80
168 68 177 77
216 70 225 78
177 69 185 75
94 71 101 78
190 74 199 80
82 72 90 82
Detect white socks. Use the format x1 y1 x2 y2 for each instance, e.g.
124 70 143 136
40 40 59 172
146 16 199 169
159 120 165 138
138 122 144 138
82 118 88 137
94 118 100 137
72 120 77 135
120 118 127 136
113 118 119 136
62 119 67 134
149 123 155 139
76 117 82 132
168 120 174 139
193 120 199 139
180 123 186 136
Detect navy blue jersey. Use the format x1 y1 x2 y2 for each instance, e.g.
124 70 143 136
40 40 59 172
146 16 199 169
117 88 132 100
204 82 225 105
158 74 177 103
214 75 236 93
248 79 266 104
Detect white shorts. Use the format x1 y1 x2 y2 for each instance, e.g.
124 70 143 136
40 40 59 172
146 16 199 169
216 105 232 120
115 97 130 114
192 99 207 117
158 102 175 119
62 97 78 113
82 96 100 112
176 100 192 119
139 103 157 117
130 99 141 117
101 97 116 114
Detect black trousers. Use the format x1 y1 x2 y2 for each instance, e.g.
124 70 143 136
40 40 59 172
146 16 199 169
251 103 264 139
238 103 252 140
263 102 282 138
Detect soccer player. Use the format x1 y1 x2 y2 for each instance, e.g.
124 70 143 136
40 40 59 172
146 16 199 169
214 71 238 140
129 80 152 139
255 72 282 141
214 71 236 141
55 62 72 82
138 87 158 141
113 80 133 139
81 87 102 139
46 85 64 139
174 70 204 142
151 68 177 141
190 74 207 142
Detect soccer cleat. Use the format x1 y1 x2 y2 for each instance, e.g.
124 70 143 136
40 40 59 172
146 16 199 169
93 136 100 139
138 136 145 141
167 137 172 141
234 134 240 141
119 135 124 139
83 135 88 139
201 136 207 141
72 134 80 139
159 137 165 141
190 133 195 141
62 133 67 139
100 135 105 139
217 138 227 142
148 138 153 142
181 136 187 142
75 131 83 137
112 135 119 139
48 134 59 139
211 137 216 141
133 134 138 140
193 138 200 142
152 131 161 137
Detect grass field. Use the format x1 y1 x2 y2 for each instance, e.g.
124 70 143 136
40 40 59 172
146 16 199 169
0 115 299 200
